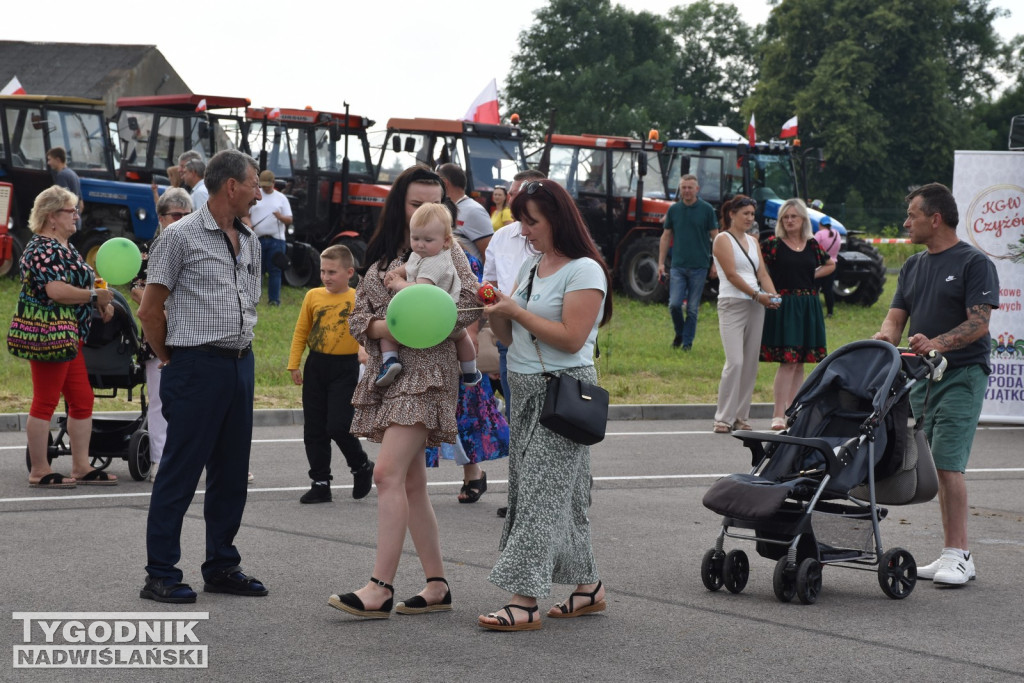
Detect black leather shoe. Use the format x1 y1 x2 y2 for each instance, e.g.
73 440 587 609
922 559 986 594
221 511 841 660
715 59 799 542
352 460 374 500
140 575 197 603
203 567 268 596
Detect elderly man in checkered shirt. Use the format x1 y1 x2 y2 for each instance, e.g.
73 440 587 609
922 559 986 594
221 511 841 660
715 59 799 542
137 150 269 604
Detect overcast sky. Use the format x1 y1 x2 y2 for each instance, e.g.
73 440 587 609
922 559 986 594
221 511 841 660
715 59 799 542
3 0 1021 135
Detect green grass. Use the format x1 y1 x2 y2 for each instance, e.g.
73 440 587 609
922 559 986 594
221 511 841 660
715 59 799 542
0 244 920 414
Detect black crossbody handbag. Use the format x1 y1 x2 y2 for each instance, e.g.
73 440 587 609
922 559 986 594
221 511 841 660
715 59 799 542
524 263 609 445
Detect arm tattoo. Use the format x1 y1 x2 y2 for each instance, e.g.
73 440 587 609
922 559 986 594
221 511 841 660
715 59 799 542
934 304 992 352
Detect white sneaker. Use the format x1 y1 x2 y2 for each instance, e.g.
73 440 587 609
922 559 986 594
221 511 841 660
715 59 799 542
922 548 976 585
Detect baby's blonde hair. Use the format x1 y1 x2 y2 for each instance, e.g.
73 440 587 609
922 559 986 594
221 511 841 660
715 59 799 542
409 203 454 247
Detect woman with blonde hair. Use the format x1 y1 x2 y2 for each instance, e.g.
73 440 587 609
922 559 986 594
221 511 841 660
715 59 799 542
20 186 117 488
760 198 835 429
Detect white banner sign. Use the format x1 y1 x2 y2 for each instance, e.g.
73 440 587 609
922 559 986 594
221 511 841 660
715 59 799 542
953 150 1024 424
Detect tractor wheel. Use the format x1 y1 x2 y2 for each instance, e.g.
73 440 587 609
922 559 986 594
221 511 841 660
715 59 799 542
334 237 367 289
75 232 110 271
833 236 886 307
1 232 24 279
619 236 667 303
284 243 321 288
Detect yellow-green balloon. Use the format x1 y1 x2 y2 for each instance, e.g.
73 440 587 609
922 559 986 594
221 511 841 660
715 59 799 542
95 237 143 286
386 284 457 349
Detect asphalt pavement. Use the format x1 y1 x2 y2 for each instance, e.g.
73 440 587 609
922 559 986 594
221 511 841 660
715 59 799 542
1 417 1023 682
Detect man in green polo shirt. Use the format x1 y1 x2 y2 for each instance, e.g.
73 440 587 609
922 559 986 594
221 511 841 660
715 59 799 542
658 174 719 349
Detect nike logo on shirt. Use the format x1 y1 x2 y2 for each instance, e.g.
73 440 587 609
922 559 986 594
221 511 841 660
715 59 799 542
945 275 957 282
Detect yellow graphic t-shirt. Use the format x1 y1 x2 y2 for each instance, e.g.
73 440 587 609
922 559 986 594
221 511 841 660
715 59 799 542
287 287 359 369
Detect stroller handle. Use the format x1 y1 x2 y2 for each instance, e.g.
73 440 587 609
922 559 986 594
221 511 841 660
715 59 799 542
896 348 946 382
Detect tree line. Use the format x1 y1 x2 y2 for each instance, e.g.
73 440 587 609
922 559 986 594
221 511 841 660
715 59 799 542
503 0 1023 230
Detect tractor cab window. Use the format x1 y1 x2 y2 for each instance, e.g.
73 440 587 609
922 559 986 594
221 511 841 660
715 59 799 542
538 145 576 192
6 107 47 169
464 136 523 191
152 115 188 171
51 110 107 171
117 110 154 167
249 122 294 179
576 148 605 194
747 153 796 203
313 127 335 172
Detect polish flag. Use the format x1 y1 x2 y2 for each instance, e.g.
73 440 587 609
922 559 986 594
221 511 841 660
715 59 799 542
1 76 26 95
195 98 208 113
747 113 756 146
268 107 281 120
781 115 798 139
462 79 500 125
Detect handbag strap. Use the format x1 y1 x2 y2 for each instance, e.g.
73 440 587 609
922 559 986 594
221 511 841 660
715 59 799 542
727 231 762 291
523 261 601 378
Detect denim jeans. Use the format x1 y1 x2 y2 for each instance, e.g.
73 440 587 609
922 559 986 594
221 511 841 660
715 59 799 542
259 236 287 304
668 266 708 346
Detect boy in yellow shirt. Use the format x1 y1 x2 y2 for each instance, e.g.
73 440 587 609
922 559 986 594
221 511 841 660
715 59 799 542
288 245 374 503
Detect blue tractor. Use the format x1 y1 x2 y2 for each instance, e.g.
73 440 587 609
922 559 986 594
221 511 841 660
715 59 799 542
0 95 159 274
662 127 886 306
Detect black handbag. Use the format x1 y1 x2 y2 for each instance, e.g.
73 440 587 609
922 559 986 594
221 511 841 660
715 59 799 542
539 371 609 445
524 263 609 445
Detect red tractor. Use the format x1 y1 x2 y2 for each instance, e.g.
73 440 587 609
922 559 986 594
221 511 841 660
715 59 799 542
114 94 251 184
247 105 387 286
374 117 526 210
532 132 672 301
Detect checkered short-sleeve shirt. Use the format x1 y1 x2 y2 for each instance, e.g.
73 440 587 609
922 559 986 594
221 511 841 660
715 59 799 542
146 205 261 349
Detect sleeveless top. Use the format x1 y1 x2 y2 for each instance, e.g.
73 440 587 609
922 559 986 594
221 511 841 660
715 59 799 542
714 232 760 300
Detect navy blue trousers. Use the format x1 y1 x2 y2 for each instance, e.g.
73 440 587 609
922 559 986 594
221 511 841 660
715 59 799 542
145 348 255 583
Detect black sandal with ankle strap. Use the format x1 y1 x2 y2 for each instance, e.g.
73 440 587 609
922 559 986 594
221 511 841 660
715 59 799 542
549 580 606 618
395 576 452 614
328 577 394 619
479 603 541 631
458 472 487 504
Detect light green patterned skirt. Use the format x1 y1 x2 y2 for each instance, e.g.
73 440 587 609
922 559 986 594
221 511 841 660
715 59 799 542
488 366 599 598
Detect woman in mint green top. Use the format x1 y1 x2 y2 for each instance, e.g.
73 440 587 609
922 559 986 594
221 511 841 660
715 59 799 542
479 179 613 632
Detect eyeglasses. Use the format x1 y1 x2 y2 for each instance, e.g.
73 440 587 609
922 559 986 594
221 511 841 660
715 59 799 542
408 168 443 184
732 198 757 209
57 208 80 216
161 211 190 220
525 181 547 195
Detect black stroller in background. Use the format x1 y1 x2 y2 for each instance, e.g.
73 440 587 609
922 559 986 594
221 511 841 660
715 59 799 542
25 289 152 481
700 340 943 604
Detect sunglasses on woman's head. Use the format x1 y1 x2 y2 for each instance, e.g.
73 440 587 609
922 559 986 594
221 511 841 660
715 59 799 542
408 168 443 184
525 181 547 195
733 198 756 209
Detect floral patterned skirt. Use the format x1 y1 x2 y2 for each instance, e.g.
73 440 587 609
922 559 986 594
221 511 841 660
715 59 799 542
425 375 509 466
760 291 827 363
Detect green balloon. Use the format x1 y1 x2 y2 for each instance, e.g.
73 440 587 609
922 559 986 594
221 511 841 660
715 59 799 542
95 237 143 286
386 284 458 349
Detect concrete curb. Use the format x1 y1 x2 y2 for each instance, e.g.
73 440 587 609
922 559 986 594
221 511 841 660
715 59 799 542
0 403 778 432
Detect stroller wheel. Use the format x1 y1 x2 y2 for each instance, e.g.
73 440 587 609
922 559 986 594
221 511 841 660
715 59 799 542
25 433 56 472
128 431 152 482
796 558 822 605
91 455 113 470
723 550 749 594
700 548 725 592
773 558 796 603
878 548 917 599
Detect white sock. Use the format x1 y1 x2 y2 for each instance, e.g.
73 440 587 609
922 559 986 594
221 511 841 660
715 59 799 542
461 360 477 375
383 351 398 362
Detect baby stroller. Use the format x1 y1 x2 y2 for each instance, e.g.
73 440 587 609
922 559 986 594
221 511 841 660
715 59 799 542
700 340 943 604
25 289 152 481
